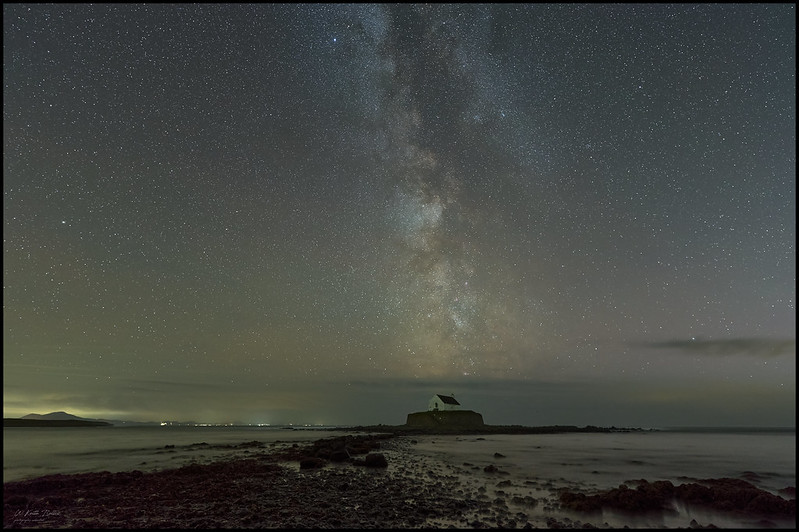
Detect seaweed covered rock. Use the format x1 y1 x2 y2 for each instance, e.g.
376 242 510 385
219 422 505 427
364 453 388 468
559 478 796 520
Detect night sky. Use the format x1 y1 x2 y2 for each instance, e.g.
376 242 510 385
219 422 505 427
3 4 795 427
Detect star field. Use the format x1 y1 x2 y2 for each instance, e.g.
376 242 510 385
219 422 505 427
3 4 795 426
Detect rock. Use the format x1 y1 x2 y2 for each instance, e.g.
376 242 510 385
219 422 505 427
299 457 325 470
330 449 350 462
364 453 388 468
346 444 371 455
511 495 538 507
5 495 27 506
314 446 332 459
559 477 796 520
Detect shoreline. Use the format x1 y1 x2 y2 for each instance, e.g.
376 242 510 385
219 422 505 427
4 433 795 529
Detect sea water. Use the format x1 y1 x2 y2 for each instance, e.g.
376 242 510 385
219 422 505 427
405 429 795 528
2 425 352 483
411 429 796 495
3 426 795 528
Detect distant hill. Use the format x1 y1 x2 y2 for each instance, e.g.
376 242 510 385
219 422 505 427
22 411 88 421
18 411 157 427
4 418 111 427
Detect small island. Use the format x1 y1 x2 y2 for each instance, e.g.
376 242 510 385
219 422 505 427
343 394 648 435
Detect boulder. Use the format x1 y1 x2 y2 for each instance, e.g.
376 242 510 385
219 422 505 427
330 449 350 462
364 453 388 468
299 457 325 470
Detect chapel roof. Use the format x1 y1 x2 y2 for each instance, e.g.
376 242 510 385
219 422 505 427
435 394 460 405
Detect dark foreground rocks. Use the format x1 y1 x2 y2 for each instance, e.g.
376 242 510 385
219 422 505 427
558 477 796 525
3 434 492 529
3 457 486 528
4 433 795 529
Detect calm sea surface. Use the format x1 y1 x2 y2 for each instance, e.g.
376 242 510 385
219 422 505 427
3 426 795 528
3 426 355 483
407 429 795 528
412 429 796 495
